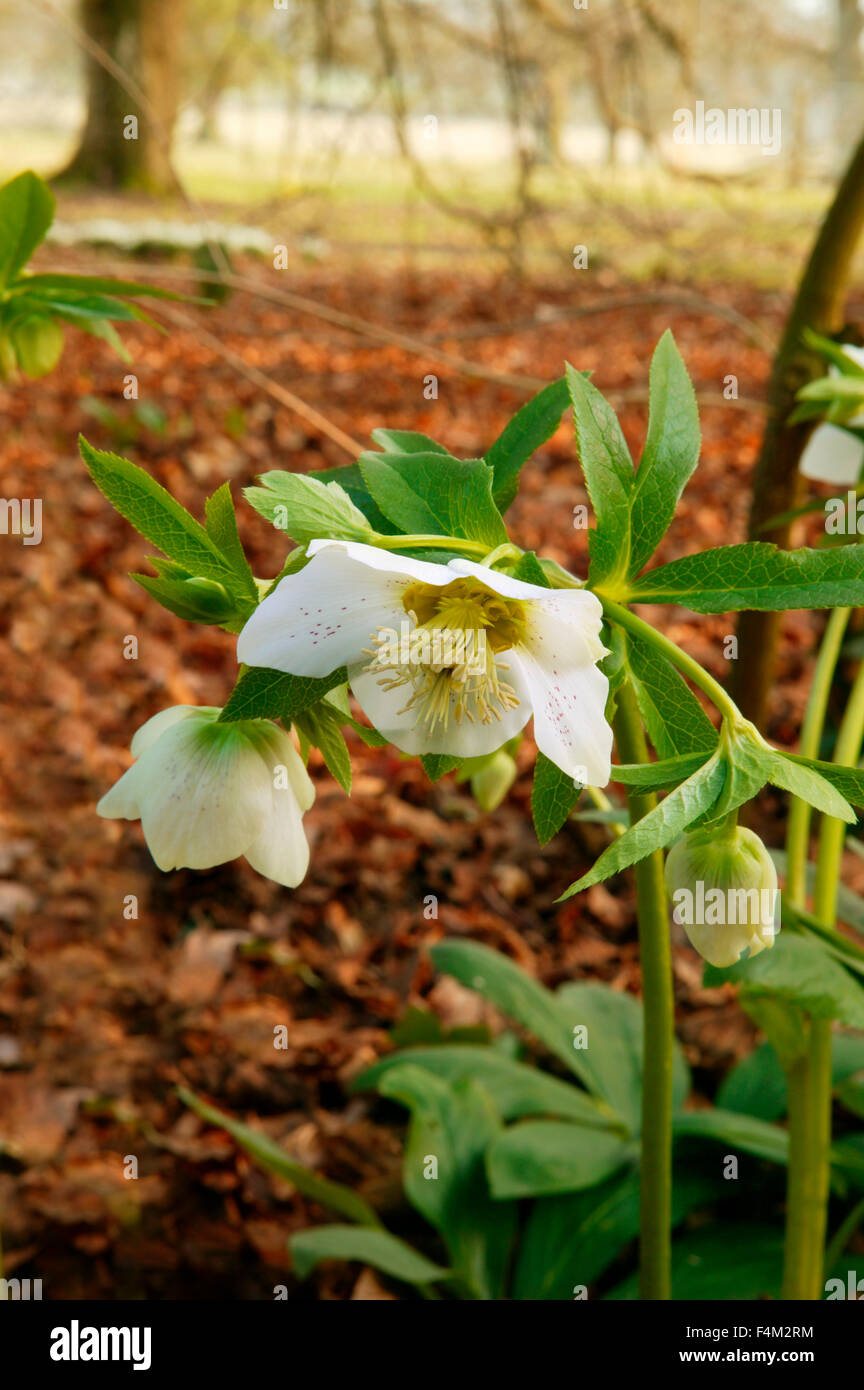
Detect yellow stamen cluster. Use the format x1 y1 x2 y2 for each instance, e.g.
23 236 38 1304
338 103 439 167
365 578 527 733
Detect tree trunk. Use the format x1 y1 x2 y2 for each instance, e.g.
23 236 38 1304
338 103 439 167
731 130 864 728
58 0 184 194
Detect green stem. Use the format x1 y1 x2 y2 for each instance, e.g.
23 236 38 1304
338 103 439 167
601 598 741 723
782 642 864 1300
373 533 489 557
613 681 673 1300
786 607 852 904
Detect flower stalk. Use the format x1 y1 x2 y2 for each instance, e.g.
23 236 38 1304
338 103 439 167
613 681 673 1300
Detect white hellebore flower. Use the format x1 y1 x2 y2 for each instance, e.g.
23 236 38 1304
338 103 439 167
237 539 613 785
799 343 864 487
97 706 314 887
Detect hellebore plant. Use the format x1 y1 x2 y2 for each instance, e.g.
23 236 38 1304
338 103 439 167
85 329 864 1300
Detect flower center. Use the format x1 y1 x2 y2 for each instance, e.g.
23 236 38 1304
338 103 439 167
363 578 527 734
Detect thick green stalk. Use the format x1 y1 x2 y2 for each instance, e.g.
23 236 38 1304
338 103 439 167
613 681 673 1300
785 607 852 903
783 646 864 1299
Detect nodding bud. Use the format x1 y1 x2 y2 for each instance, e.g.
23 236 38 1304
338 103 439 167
12 316 65 378
664 825 779 969
469 749 518 812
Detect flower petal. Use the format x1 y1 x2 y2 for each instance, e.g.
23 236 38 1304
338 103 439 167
130 704 214 758
133 719 274 871
512 602 612 784
244 790 311 887
348 654 531 759
799 423 864 486
237 545 436 677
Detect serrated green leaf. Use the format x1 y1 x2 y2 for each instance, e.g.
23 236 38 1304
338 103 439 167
509 549 550 587
761 749 855 822
358 451 507 548
610 752 711 792
781 751 864 810
421 752 462 781
204 482 257 598
132 572 241 627
220 665 346 723
0 171 54 288
628 330 700 577
565 363 634 587
309 461 395 534
628 542 864 611
13 271 186 300
531 751 580 845
295 704 352 792
290 1225 447 1285
622 627 718 757
370 427 448 455
558 754 725 899
485 377 571 511
716 1041 788 1120
80 437 237 585
244 471 375 546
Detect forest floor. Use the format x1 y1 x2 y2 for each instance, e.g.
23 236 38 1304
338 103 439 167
2 246 863 1299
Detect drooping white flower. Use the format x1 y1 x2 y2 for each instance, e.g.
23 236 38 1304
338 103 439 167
800 343 864 486
664 825 779 969
97 706 314 887
237 540 612 785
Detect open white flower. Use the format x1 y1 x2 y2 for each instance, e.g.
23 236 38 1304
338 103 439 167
97 706 314 887
799 343 864 486
237 539 612 784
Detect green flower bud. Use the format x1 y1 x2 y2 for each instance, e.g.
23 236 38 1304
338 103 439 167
12 316 65 378
664 825 779 969
0 331 18 381
469 748 517 812
178 577 236 621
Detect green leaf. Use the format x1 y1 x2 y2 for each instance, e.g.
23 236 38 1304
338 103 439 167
309 462 395 534
801 327 864 377
177 1087 379 1226
132 572 242 627
204 482 257 598
673 1108 789 1165
80 437 236 586
531 751 580 845
421 753 463 781
370 427 449 455
0 171 54 288
358 451 507 548
13 271 186 300
378 1066 516 1299
353 1044 615 1128
220 665 347 723
485 377 570 512
628 330 700 577
558 754 726 899
607 1225 782 1300
289 1225 447 1286
705 932 864 1028
486 1121 635 1199
610 752 711 793
622 627 718 757
565 363 634 587
513 1168 716 1301
428 940 618 1103
294 704 352 792
628 542 864 612
716 1042 788 1121
761 749 855 823
556 982 690 1131
510 550 550 587
244 471 375 546
781 752 864 810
